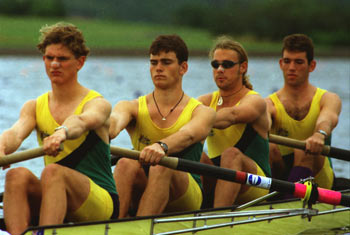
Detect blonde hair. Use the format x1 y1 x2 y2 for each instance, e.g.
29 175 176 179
209 36 253 90
37 22 89 58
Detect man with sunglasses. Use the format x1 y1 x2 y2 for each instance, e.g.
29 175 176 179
198 36 271 208
266 34 341 190
109 35 215 217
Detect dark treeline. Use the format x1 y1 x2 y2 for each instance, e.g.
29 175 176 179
1 0 349 46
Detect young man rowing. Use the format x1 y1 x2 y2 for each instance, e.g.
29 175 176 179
0 22 118 234
109 35 215 217
198 36 271 208
266 34 342 189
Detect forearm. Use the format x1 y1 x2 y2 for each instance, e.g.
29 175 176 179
0 130 23 154
160 130 198 155
60 115 89 140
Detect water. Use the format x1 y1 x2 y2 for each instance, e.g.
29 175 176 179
0 55 349 195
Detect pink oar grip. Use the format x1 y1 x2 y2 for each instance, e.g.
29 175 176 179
293 183 342 205
317 188 342 205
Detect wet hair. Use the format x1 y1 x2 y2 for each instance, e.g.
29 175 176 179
282 34 314 63
37 22 90 58
149 35 188 64
209 35 252 90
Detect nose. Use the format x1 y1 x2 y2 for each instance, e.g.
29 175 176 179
217 65 225 72
288 61 296 70
51 60 60 68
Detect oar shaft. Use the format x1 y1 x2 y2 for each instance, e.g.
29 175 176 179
110 146 350 207
268 134 350 161
0 147 44 167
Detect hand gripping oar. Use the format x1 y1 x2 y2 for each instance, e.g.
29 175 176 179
110 146 350 207
269 134 350 161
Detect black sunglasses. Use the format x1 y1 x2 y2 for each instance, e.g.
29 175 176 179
211 60 239 69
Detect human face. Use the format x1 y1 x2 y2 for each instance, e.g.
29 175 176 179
150 51 187 89
43 44 85 84
279 50 316 87
212 49 247 90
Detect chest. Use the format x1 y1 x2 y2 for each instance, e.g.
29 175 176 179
281 99 312 121
49 100 81 124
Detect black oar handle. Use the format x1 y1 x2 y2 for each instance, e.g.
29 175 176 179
110 145 349 207
269 134 350 161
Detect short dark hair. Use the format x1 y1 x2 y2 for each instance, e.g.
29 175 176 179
282 34 314 63
37 22 90 58
149 35 188 64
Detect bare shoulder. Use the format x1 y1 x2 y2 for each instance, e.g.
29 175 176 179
113 99 139 115
197 93 212 106
84 96 112 112
193 103 216 120
242 93 266 107
20 99 37 114
321 90 342 109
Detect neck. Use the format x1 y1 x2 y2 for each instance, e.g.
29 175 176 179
282 82 313 99
220 85 244 97
51 82 85 102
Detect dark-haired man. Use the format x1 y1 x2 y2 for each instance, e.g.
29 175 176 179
109 34 215 217
266 34 341 189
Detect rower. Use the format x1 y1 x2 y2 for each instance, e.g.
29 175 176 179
198 36 271 208
0 22 118 234
109 35 215 217
265 34 342 190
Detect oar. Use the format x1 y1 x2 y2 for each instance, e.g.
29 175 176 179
269 134 350 161
0 147 45 167
110 146 350 207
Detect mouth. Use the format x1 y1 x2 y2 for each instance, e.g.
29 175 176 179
51 71 62 76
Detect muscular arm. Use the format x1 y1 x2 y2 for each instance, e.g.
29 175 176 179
305 92 342 154
140 104 216 165
44 97 112 156
163 105 216 154
109 100 138 140
265 97 277 130
0 100 36 166
214 95 267 129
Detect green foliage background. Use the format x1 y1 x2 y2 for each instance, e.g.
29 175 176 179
0 0 349 55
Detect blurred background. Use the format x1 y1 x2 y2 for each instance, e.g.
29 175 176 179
0 0 349 191
0 0 349 56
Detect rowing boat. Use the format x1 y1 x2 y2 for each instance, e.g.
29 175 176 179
17 190 350 235
0 143 349 234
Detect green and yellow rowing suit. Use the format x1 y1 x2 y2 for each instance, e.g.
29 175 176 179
36 90 118 220
130 95 203 211
207 90 271 177
269 88 333 189
206 90 271 204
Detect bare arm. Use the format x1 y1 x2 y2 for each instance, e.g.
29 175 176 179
109 100 138 140
305 92 342 154
265 97 277 130
139 104 216 165
0 100 36 167
163 105 216 154
214 94 267 129
43 97 112 156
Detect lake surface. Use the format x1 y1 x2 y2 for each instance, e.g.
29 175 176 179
0 55 349 194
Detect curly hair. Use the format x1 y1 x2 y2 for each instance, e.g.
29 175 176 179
209 36 252 90
149 35 188 64
37 22 90 58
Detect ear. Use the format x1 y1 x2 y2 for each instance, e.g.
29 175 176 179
77 56 86 71
279 58 283 69
179 61 188 75
240 61 248 74
309 60 316 72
